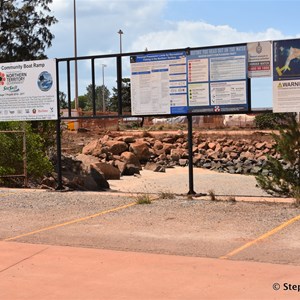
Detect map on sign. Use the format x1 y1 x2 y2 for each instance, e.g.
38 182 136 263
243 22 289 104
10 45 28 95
130 52 188 115
0 59 57 121
187 45 249 114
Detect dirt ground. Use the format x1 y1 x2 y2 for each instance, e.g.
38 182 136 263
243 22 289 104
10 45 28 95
0 188 299 267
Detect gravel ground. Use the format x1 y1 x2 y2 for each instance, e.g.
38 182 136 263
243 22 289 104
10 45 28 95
108 167 270 196
1 181 300 266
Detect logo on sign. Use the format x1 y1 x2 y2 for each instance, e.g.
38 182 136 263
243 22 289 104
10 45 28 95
0 72 6 86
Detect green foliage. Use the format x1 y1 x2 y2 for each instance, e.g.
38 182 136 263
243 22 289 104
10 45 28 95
254 112 296 129
256 114 300 197
107 78 131 112
0 0 57 62
59 91 68 109
136 194 152 204
30 120 56 152
80 84 111 111
0 122 53 180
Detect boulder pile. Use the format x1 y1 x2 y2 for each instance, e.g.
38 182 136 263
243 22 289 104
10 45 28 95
78 130 278 176
46 130 280 190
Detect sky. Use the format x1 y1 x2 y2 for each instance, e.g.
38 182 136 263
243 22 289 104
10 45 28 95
46 0 300 109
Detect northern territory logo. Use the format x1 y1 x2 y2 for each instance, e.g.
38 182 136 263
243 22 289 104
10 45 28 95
0 72 6 86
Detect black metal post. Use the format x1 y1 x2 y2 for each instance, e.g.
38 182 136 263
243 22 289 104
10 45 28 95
91 58 96 116
187 114 196 195
56 60 63 190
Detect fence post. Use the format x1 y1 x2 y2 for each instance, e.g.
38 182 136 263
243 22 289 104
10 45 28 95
187 115 196 195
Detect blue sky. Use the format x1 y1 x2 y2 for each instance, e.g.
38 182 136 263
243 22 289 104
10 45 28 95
47 0 300 109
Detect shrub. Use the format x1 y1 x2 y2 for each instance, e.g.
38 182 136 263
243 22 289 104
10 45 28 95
0 122 53 182
254 112 296 130
256 113 300 198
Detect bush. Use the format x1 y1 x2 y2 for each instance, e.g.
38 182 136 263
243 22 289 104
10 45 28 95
256 114 300 198
0 122 53 182
254 112 296 129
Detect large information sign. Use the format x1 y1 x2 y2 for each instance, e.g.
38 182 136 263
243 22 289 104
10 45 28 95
0 59 57 121
187 45 249 113
273 38 300 112
130 52 187 115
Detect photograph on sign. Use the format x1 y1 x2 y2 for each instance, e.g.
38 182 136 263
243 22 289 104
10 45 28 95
187 45 249 113
247 41 272 78
130 52 187 116
0 59 57 121
273 38 300 112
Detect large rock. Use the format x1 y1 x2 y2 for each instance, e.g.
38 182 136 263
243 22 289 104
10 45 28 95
82 139 102 156
144 162 165 172
93 162 121 180
76 154 100 172
120 152 142 170
75 154 109 190
89 165 110 190
104 140 128 155
129 141 151 161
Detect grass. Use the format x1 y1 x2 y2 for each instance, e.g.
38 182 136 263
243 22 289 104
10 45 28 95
158 190 175 199
208 189 218 201
227 196 236 203
136 194 152 205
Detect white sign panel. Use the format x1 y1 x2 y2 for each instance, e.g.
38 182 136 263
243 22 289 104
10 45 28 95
0 59 57 121
247 41 272 78
273 80 300 112
130 52 187 115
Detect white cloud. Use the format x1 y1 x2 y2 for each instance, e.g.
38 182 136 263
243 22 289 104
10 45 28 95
130 21 293 52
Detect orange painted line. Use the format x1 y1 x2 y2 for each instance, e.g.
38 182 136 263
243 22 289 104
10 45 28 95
4 202 137 242
220 214 300 259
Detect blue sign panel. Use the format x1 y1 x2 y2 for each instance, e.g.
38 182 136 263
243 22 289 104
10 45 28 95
187 45 249 113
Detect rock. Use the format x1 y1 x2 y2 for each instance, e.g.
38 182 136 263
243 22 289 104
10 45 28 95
250 166 262 174
144 162 166 172
117 136 136 143
76 154 100 172
170 148 183 161
82 139 102 156
153 140 164 151
123 164 140 176
105 140 128 155
93 162 120 180
129 141 151 161
208 142 216 150
114 160 126 174
255 142 266 150
179 159 188 166
120 152 142 170
163 143 175 155
198 142 208 150
89 165 110 190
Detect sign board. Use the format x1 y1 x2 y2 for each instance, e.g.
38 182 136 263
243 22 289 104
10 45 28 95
130 52 187 115
187 45 249 113
247 41 272 78
273 38 300 112
0 59 57 121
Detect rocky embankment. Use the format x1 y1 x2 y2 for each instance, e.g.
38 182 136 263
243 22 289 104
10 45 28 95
44 130 280 191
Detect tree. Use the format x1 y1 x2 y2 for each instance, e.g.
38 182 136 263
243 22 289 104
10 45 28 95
256 113 300 200
59 91 68 109
0 0 57 63
107 78 131 112
83 84 111 111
